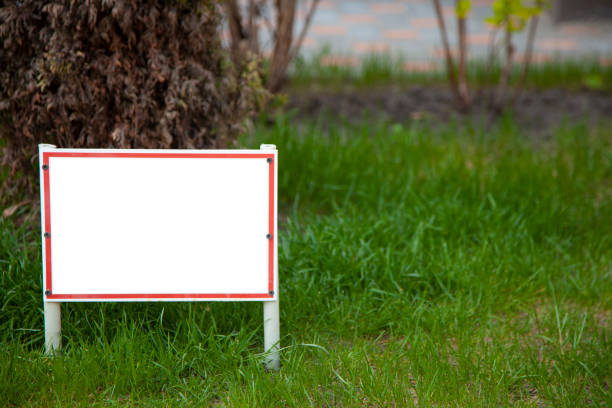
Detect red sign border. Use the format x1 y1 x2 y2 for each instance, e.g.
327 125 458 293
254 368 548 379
42 152 275 301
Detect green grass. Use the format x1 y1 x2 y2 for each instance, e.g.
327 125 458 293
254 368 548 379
1 116 611 406
290 49 612 90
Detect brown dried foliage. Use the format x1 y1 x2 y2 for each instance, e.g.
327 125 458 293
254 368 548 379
0 0 267 200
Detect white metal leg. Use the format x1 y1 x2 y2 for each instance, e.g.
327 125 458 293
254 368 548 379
260 143 280 370
44 301 61 354
263 299 280 370
40 144 61 355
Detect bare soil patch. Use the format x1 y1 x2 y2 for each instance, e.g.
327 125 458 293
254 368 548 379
288 86 612 135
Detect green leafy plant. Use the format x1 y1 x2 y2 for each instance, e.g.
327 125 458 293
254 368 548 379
486 0 548 107
432 0 548 111
487 0 537 31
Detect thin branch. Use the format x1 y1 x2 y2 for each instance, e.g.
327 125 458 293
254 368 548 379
224 0 246 59
246 0 259 54
512 12 539 105
260 1 275 37
495 19 514 109
485 26 499 77
432 0 464 110
268 0 297 92
257 0 277 52
485 26 499 106
289 0 320 62
457 10 470 106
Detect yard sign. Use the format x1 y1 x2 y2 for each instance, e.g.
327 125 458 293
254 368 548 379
39 144 280 369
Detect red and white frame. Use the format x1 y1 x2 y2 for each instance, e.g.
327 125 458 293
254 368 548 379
39 146 278 302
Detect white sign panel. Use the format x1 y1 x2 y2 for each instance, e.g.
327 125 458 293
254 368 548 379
39 148 277 302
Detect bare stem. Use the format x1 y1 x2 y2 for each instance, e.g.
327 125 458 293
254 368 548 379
512 12 539 105
289 0 320 63
225 0 246 60
268 0 297 92
457 11 470 106
432 0 466 110
246 0 260 54
495 20 514 109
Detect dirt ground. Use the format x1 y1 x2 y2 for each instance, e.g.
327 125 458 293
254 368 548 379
288 86 612 135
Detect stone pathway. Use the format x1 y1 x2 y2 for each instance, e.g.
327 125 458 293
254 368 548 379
286 0 612 68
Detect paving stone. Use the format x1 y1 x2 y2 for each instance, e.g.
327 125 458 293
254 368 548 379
403 61 439 72
370 3 406 14
383 29 420 40
347 25 383 41
319 55 359 67
341 14 376 24
539 39 579 51
411 17 438 29
317 0 336 10
467 33 490 45
600 57 612 66
300 37 318 49
311 9 340 24
515 53 553 64
311 24 347 36
560 24 603 35
337 2 369 14
353 42 391 54
471 0 495 6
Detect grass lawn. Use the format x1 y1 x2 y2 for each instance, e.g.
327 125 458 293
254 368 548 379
290 50 612 91
1 116 611 406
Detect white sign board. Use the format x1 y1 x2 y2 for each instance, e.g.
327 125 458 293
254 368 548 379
39 147 277 302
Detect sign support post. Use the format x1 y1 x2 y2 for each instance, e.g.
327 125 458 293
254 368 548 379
44 301 61 353
40 144 62 354
261 144 280 370
263 300 280 370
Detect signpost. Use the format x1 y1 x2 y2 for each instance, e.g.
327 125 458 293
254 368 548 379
39 143 280 369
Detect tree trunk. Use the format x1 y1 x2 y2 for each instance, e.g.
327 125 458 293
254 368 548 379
246 0 260 55
225 0 246 60
267 0 296 92
224 0 319 93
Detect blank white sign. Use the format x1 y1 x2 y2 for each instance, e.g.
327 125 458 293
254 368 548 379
40 149 276 301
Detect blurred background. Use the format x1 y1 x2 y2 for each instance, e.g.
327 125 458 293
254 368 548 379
252 0 612 64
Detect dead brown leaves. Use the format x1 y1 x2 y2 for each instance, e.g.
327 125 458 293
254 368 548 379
0 0 267 201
